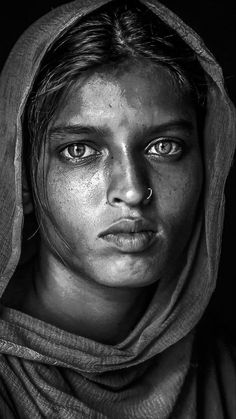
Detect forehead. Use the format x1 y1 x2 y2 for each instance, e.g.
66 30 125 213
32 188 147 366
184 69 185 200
53 60 196 127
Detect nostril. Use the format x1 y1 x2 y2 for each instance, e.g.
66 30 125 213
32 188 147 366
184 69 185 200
113 197 122 204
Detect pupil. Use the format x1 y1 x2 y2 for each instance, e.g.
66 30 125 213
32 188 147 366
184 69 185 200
159 142 171 154
69 145 84 157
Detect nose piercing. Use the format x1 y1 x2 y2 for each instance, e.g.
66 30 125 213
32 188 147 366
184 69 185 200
146 187 153 201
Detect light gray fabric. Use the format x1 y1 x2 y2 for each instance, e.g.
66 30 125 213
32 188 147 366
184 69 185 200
0 0 235 417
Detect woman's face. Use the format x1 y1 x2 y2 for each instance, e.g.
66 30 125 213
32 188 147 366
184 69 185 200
39 60 203 288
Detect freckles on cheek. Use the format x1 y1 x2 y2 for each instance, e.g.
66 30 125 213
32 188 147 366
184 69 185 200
157 167 202 222
46 169 104 215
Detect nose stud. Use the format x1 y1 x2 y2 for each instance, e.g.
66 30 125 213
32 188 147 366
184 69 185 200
145 187 153 201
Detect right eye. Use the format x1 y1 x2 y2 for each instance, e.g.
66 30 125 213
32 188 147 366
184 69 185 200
60 143 99 161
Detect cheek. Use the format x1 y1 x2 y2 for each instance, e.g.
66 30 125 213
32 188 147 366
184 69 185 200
155 159 203 229
45 167 104 229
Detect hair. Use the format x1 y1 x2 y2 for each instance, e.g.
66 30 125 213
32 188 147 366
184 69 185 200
24 0 207 241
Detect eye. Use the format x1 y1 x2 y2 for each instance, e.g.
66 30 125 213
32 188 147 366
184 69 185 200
146 138 183 158
60 143 99 161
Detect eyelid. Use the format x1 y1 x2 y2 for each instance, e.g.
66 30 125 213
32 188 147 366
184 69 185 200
145 136 182 148
145 137 184 157
58 139 100 150
59 142 101 161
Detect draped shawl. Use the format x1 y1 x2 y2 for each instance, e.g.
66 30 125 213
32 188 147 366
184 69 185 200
0 0 235 418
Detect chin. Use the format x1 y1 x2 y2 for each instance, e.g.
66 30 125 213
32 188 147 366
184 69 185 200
93 262 161 288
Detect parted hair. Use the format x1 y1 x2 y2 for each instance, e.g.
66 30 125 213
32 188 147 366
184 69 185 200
24 0 207 218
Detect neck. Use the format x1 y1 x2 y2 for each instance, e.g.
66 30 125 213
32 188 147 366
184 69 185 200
24 246 154 345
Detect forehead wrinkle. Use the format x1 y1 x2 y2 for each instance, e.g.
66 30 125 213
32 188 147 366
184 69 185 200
54 63 197 138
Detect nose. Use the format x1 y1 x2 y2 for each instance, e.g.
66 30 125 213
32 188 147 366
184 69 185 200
106 154 150 208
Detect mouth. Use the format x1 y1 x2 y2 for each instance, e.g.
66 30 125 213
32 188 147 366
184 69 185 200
98 218 158 253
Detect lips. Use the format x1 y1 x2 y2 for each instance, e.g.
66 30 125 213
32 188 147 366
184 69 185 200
98 218 158 253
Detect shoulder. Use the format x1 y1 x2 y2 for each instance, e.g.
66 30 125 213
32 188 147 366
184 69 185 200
194 322 236 418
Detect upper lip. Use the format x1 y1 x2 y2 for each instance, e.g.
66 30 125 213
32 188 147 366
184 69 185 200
98 218 157 237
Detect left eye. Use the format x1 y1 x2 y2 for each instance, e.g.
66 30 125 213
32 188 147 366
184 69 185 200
147 139 182 157
60 144 98 160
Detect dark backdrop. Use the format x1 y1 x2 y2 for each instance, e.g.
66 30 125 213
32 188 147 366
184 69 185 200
1 0 236 337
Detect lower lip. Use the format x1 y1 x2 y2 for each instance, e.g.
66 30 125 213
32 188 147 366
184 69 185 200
101 231 157 253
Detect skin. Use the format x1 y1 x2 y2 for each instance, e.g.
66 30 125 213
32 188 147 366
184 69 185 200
21 60 203 344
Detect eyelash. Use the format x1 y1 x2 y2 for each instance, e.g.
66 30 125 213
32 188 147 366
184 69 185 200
146 138 183 159
59 138 183 163
60 143 100 162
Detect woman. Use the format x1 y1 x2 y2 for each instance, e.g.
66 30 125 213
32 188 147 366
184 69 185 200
0 0 235 417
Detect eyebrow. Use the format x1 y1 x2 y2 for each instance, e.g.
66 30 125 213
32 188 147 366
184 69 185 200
48 118 195 140
49 125 103 140
142 119 195 136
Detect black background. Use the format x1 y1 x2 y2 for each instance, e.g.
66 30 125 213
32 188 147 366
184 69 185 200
1 0 236 337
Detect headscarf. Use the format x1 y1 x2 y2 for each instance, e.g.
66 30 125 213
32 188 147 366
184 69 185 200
0 1 235 418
